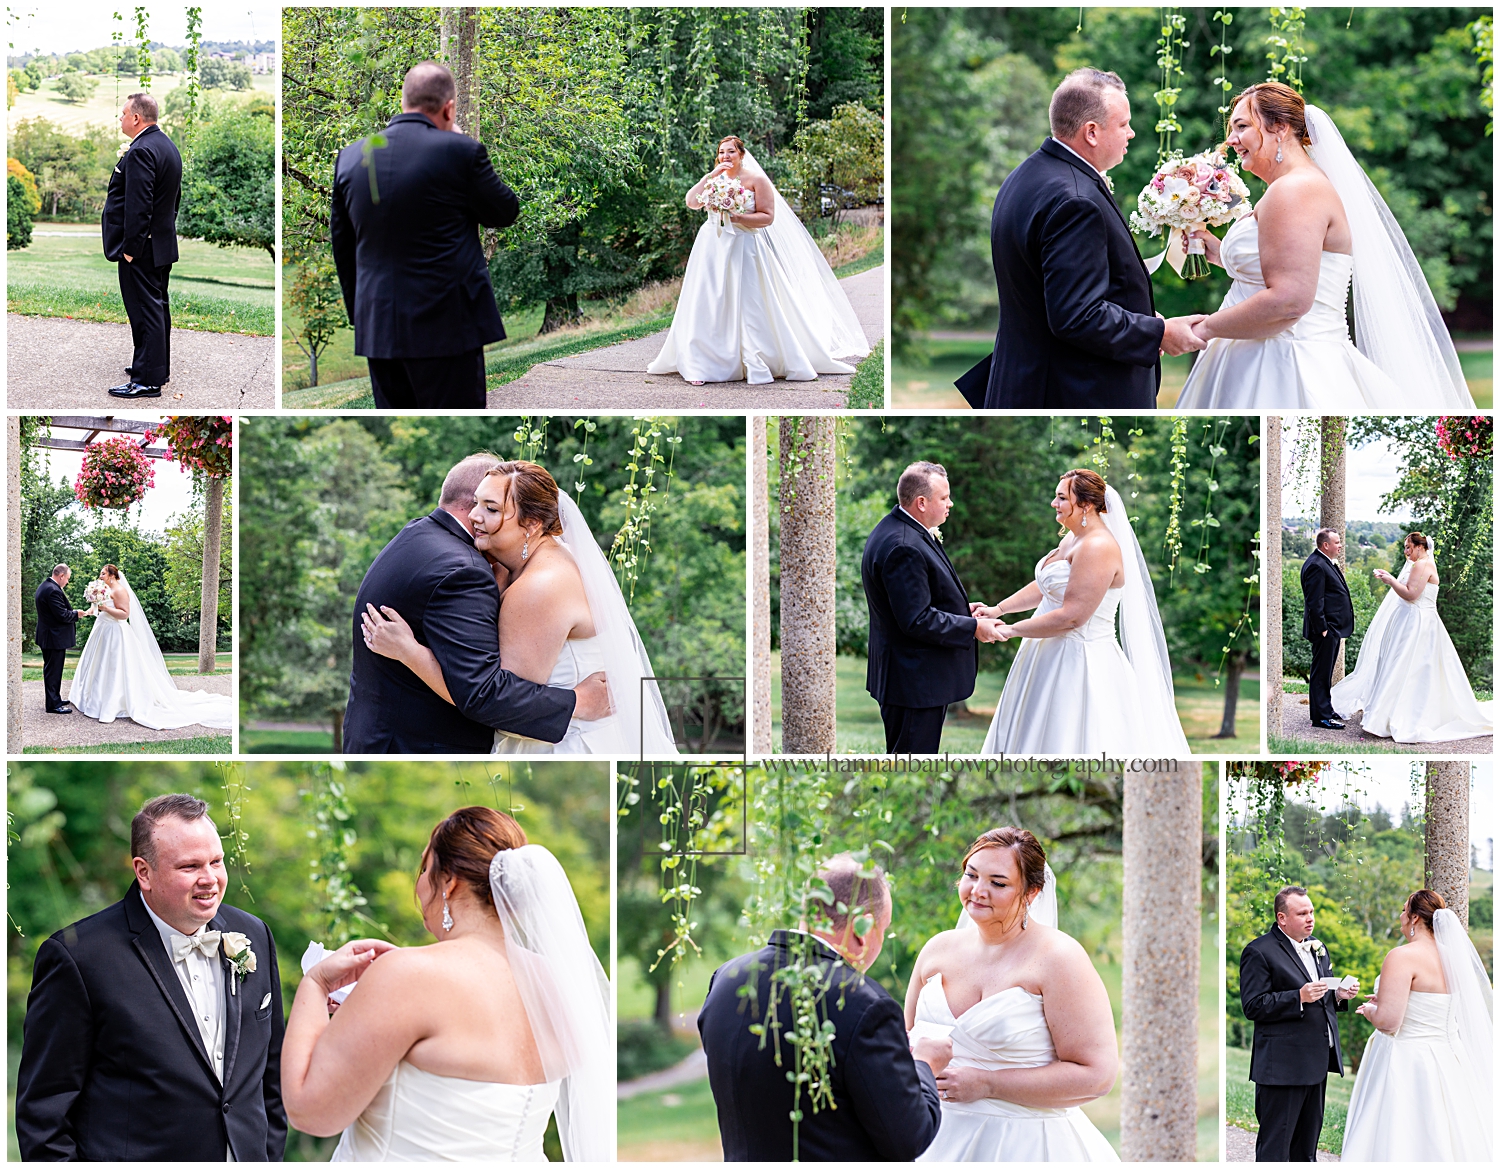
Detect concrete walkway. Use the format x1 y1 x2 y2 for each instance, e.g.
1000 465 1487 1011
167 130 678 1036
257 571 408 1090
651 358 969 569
1279 692 1491 754
22 675 232 750
1227 1124 1339 1161
490 266 885 410
617 1048 708 1100
7 314 275 409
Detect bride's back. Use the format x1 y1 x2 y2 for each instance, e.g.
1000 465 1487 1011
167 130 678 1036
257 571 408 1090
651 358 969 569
1388 936 1448 996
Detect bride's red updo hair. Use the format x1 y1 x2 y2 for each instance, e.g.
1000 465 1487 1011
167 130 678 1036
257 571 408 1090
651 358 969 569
484 461 564 538
100 564 121 580
1406 531 1430 551
717 135 746 158
962 827 1048 896
1060 468 1108 513
422 806 527 905
1406 888 1446 932
1231 81 1312 147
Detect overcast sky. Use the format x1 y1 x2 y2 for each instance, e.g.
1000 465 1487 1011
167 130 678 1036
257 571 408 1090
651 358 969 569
34 414 199 535
8 4 277 56
1281 429 1413 525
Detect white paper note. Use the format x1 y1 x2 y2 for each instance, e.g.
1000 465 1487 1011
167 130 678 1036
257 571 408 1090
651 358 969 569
301 940 355 1004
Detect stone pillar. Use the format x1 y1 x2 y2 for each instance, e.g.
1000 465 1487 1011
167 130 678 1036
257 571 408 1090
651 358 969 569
1319 417 1347 683
1121 768 1201 1161
7 417 23 753
777 417 837 754
198 475 224 675
751 418 772 755
1265 417 1282 741
1425 761 1470 927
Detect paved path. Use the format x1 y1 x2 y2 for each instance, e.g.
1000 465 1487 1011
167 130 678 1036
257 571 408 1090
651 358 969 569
1280 692 1491 754
490 266 885 410
617 1048 707 1100
22 675 232 750
7 314 275 409
1227 1124 1339 1161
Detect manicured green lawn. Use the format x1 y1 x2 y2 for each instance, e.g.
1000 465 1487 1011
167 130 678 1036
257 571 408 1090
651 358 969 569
241 729 335 754
24 734 232 755
10 71 276 135
22 651 230 680
1225 1044 1351 1155
847 338 885 409
1268 733 1432 755
617 1074 724 1162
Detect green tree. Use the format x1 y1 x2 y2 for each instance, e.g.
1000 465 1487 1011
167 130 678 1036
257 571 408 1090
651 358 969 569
176 99 275 256
7 173 35 249
200 57 252 90
286 259 349 388
784 101 884 222
54 71 98 104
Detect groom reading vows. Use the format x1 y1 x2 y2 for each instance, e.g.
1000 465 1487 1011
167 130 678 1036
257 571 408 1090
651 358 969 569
1301 528 1354 730
862 462 1001 753
959 67 1206 410
698 858 942 1161
331 61 520 409
1239 886 1358 1162
16 795 287 1160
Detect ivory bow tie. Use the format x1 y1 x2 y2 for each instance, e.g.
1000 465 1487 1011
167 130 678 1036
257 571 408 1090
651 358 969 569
172 930 221 962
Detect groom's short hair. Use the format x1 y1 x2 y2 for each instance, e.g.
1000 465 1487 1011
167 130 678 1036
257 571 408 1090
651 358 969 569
50 564 70 579
812 855 890 929
1049 68 1127 141
897 461 948 507
131 794 214 866
439 453 501 508
124 92 158 122
1273 885 1310 919
1315 528 1340 549
402 61 457 116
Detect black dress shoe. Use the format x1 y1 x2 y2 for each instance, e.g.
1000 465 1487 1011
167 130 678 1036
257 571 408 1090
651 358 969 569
109 379 136 392
109 381 162 398
46 705 74 714
1313 718 1345 730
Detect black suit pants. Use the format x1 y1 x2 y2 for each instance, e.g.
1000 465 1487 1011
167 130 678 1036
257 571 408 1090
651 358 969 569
118 259 171 385
41 647 68 711
1254 1080 1325 1161
1307 630 1341 722
367 348 486 409
880 703 947 754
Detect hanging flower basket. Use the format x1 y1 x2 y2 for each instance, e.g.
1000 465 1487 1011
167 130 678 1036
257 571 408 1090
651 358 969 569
146 415 233 478
74 436 155 510
1229 760 1331 786
1435 416 1492 461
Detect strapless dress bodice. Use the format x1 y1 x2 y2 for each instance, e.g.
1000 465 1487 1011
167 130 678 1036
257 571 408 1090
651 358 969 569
1393 990 1454 1042
1034 555 1122 643
1408 581 1440 612
1219 216 1353 343
492 636 620 754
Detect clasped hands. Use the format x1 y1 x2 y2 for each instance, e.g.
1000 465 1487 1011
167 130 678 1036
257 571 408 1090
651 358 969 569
969 602 1015 643
911 1035 987 1103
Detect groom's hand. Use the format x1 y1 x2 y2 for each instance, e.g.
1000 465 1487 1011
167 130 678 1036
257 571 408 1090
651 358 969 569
1160 315 1208 356
969 602 998 619
573 671 611 721
1299 979 1329 1003
1334 981 1359 1001
911 1034 953 1074
974 618 1004 643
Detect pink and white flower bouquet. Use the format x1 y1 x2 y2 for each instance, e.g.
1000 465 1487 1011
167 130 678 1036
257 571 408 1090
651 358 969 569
1130 149 1252 279
701 173 751 231
83 579 110 614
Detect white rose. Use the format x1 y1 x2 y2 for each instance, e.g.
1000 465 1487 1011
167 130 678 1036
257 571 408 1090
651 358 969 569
221 931 250 959
244 950 258 973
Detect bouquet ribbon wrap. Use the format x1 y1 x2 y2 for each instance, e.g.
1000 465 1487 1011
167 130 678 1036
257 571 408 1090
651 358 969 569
1143 224 1210 277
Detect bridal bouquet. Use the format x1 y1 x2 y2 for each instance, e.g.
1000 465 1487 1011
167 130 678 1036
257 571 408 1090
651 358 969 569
700 173 750 232
83 579 109 615
1130 149 1252 279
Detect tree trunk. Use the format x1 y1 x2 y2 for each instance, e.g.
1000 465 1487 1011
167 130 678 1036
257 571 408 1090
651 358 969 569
308 348 319 388
439 8 479 137
1319 417 1347 684
1424 761 1469 927
751 417 772 754
540 293 582 334
1121 768 1200 1162
1265 416 1283 741
654 978 674 1031
7 417 22 753
198 476 224 675
330 709 344 755
1214 654 1242 738
777 417 837 754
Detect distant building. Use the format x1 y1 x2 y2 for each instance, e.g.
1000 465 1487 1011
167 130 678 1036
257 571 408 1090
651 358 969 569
249 52 277 74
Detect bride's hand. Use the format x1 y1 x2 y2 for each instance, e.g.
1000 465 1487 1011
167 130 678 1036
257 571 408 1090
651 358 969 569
969 602 999 619
1187 227 1222 267
994 622 1016 642
362 603 419 662
933 1062 988 1104
307 938 397 995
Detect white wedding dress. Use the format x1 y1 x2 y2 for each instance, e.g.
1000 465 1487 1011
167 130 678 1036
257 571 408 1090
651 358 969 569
1330 560 1492 742
493 637 620 754
69 575 232 730
647 153 869 384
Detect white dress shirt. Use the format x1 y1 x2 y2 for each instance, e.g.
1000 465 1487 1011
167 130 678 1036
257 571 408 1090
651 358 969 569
1054 136 1106 176
143 899 227 1083
1278 926 1333 1045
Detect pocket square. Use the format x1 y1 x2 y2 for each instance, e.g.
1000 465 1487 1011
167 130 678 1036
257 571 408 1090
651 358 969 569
259 993 271 1010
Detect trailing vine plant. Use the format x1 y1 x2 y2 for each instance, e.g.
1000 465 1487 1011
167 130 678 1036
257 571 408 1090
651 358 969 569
1211 9 1236 121
1161 416 1190 581
218 761 254 901
1153 7 1188 162
609 417 682 600
134 6 151 88
571 417 597 502
1265 7 1309 92
183 6 202 131
303 763 390 945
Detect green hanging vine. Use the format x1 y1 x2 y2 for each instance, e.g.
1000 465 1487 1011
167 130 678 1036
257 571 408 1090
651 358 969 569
218 761 254 902
1154 7 1188 162
133 6 151 88
1266 7 1309 92
1211 9 1235 120
303 763 389 945
183 6 203 131
609 417 682 600
1162 416 1190 582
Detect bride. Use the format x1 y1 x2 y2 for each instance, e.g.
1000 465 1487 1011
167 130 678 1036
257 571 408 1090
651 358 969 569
281 807 613 1161
1176 81 1474 410
68 564 232 730
975 469 1191 757
1331 532 1492 742
362 460 678 755
1341 890 1492 1161
646 134 870 385
905 827 1119 1162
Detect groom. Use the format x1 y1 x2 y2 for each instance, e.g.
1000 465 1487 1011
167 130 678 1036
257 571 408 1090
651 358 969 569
861 462 1003 753
34 563 86 715
16 794 287 1160
344 453 610 753
1301 528 1354 729
1239 886 1358 1161
698 856 943 1160
331 61 521 409
959 67 1206 410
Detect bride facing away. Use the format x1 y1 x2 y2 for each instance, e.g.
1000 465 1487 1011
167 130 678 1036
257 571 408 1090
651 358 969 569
1341 890 1492 1162
362 460 678 755
975 469 1192 757
68 564 233 730
646 134 870 386
1331 532 1492 742
1176 81 1474 411
905 828 1119 1163
281 807 613 1162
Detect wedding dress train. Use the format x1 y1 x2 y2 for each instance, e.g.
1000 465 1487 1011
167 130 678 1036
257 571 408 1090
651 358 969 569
69 576 232 730
1330 562 1492 742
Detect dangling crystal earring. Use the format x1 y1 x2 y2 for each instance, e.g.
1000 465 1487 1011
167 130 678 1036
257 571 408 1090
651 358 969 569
1080 513 1088 529
521 535 529 562
442 891 454 932
1274 135 1283 164
1021 903 1029 930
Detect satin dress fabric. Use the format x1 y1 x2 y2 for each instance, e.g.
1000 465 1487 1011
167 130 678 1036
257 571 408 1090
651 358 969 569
492 637 622 754
70 610 232 730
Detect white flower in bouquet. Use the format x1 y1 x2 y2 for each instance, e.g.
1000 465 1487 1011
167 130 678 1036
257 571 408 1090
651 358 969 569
1129 149 1252 279
700 173 751 232
83 580 109 613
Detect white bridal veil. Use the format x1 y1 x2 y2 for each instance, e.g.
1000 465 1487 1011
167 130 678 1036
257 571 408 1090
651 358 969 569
1304 105 1474 409
490 846 614 1162
1432 908 1493 1131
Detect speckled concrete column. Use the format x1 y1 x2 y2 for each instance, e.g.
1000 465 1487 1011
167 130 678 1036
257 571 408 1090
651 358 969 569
752 417 772 755
777 416 837 754
7 417 22 753
1425 761 1470 927
1319 417 1347 684
198 476 224 675
1265 417 1282 741
1121 768 1201 1162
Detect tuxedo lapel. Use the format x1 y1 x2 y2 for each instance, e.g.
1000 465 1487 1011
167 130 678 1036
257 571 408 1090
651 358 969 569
892 508 965 595
1039 138 1153 294
125 892 217 1080
214 912 244 1088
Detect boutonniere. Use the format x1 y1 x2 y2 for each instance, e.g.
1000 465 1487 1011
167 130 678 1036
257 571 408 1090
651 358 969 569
1102 172 1115 194
221 931 257 995
117 140 130 159
1308 937 1327 961
930 526 944 545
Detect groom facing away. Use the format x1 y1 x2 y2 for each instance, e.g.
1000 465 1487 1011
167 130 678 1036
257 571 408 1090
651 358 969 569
34 563 87 715
331 61 521 410
698 856 943 1161
16 794 287 1160
1301 527 1354 730
961 67 1207 410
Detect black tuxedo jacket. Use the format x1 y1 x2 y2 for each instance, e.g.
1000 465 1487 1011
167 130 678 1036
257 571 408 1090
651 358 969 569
1301 551 1354 640
343 508 576 753
699 931 942 1161
966 138 1164 410
331 112 520 360
1240 926 1348 1086
101 123 182 268
15 882 287 1161
861 506 978 709
34 578 79 651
